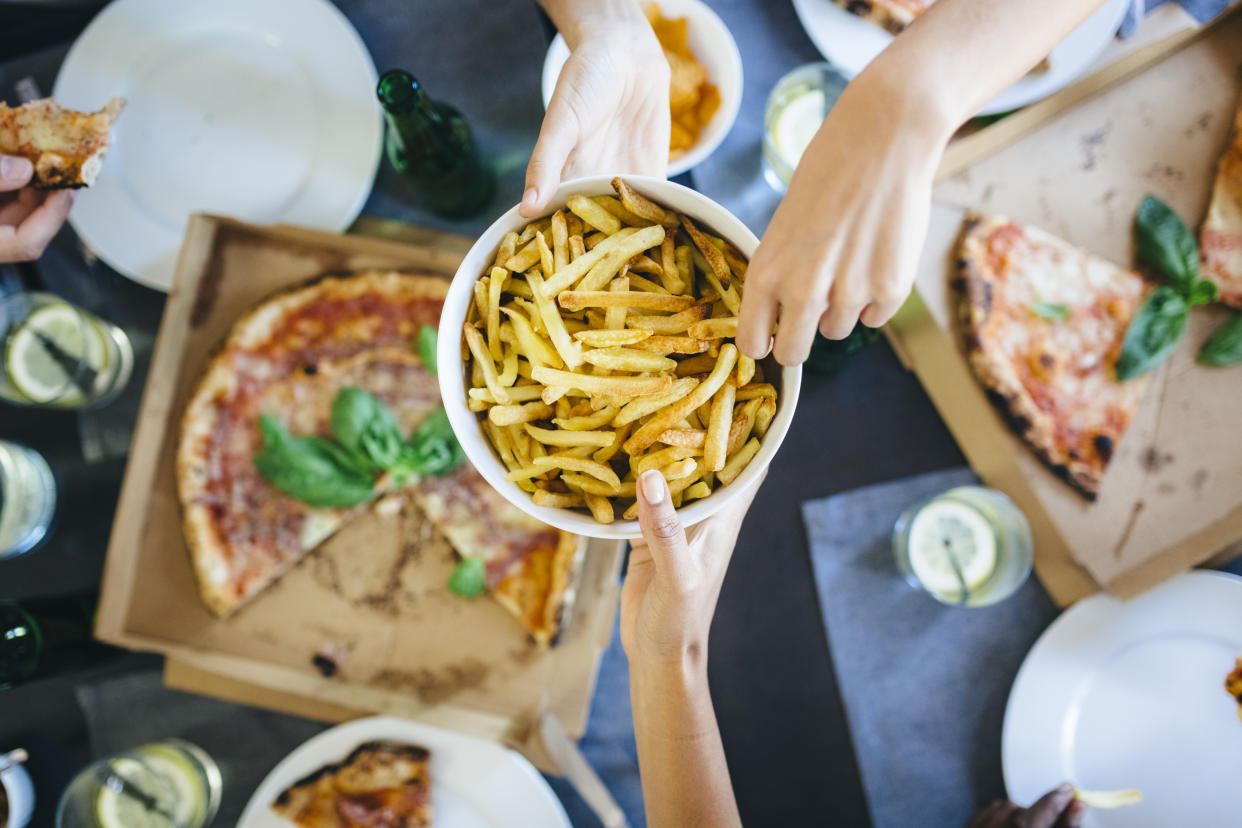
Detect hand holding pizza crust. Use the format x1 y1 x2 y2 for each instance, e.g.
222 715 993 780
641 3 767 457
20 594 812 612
0 155 74 263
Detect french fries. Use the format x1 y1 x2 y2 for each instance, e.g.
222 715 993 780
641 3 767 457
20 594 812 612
462 179 781 523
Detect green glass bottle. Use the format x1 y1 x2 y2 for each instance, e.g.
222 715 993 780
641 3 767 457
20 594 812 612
0 593 111 689
377 69 495 219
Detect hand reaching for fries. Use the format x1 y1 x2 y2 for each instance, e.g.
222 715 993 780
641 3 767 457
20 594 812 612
523 0 670 218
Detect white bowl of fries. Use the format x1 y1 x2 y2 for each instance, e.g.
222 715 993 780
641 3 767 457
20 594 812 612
439 175 800 539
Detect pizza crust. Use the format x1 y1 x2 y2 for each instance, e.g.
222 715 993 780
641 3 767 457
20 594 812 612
958 213 1149 500
0 98 124 188
1201 94 1242 308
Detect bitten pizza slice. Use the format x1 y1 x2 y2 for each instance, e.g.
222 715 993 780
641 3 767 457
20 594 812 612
830 0 932 34
958 213 1151 500
1200 93 1242 308
0 97 124 188
271 740 431 828
413 465 583 647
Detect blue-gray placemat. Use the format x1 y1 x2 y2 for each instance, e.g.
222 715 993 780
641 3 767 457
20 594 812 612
801 468 1060 828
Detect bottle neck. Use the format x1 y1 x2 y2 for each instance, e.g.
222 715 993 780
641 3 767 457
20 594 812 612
377 69 449 152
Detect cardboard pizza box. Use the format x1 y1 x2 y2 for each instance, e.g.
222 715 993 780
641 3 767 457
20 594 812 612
888 9 1242 606
94 216 626 771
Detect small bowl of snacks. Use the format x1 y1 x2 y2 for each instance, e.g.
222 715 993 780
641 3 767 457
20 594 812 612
439 175 801 539
540 0 743 177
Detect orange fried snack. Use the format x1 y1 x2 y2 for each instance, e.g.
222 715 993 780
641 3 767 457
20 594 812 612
646 4 721 159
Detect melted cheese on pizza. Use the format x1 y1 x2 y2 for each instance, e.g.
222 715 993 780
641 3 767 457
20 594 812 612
961 216 1150 498
272 740 431 828
1201 95 1242 308
0 97 123 188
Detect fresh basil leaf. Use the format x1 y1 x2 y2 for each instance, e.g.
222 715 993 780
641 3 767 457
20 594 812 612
447 558 486 598
1187 279 1219 308
1134 195 1199 293
331 387 403 470
418 325 438 376
1031 302 1071 322
1116 287 1189 381
253 415 376 507
390 407 465 483
1197 313 1242 366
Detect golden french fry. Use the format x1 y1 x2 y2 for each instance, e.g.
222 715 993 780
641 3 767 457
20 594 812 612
517 222 539 244
625 344 738 454
627 274 669 294
591 194 648 226
497 343 519 387
684 481 711 501
508 423 532 465
736 383 778 402
533 453 622 488
541 385 569 406
573 329 652 347
626 303 711 335
485 420 517 466
581 348 677 373
722 243 748 280
541 226 641 295
614 377 700 426
584 231 606 251
473 277 489 325
657 428 706 448
567 194 622 235
569 235 586 261
532 365 673 397
629 335 710 355
1073 789 1143 809
562 472 636 498
704 380 736 472
489 400 554 426
506 463 547 482
628 255 664 277
717 437 760 486
593 421 631 464
522 423 615 448
471 385 546 403
501 305 562 368
574 225 668 293
675 354 718 376
681 214 733 287
634 445 699 475
661 457 699 481
583 493 615 524
551 210 569 273
674 245 692 286
528 272 583 368
563 292 700 315
505 238 542 272
660 235 684 294
754 397 777 437
506 278 533 299
554 405 620 431
611 178 678 226
467 396 489 413
701 264 741 315
494 231 519 271
688 317 738 340
533 488 584 509
605 275 629 331
736 354 755 387
565 213 584 237
727 398 762 455
487 267 507 360
536 230 554 281
464 323 511 404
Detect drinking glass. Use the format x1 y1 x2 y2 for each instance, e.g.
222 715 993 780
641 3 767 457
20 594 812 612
892 485 1033 607
56 740 221 828
0 440 55 560
0 292 133 409
762 62 849 192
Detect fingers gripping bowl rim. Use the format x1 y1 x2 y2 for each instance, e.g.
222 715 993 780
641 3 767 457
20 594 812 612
439 175 801 540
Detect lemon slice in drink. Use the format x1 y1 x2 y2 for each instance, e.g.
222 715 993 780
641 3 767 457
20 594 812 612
4 304 106 404
907 499 997 600
136 744 208 827
772 89 826 168
94 758 177 828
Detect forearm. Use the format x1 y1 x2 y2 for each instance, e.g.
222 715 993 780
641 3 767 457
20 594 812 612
860 0 1110 140
536 0 650 50
630 659 742 828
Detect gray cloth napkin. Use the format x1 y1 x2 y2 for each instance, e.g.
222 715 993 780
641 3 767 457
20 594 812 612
801 468 1060 828
76 670 327 827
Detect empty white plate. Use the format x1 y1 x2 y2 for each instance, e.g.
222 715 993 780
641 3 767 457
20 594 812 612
53 0 383 291
238 715 570 827
1003 570 1242 828
790 0 1132 116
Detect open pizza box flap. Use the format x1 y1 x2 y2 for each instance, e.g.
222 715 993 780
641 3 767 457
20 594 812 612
888 8 1242 607
94 216 626 772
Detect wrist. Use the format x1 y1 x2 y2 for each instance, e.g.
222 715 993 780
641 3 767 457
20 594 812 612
551 0 653 52
629 645 710 692
848 60 961 151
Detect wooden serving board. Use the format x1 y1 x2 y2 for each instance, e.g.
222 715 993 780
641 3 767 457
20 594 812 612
889 10 1242 605
95 216 625 772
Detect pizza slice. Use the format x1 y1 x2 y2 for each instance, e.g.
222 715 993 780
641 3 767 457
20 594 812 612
958 213 1151 500
1200 93 1242 308
1227 657 1242 724
413 466 583 647
830 0 932 34
271 740 431 828
0 97 124 188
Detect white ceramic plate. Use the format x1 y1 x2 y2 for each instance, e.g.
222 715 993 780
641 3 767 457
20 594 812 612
790 0 1131 116
540 0 742 177
1003 571 1242 828
53 0 383 292
238 716 570 828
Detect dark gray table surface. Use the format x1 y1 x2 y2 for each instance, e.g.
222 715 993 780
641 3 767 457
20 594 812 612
0 2 967 826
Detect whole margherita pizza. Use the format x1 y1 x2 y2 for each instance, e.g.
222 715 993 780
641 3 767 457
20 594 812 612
958 214 1151 500
1200 93 1242 308
177 271 580 645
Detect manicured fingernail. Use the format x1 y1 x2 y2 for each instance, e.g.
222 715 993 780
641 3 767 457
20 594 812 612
1 155 32 181
522 187 538 207
640 469 666 505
